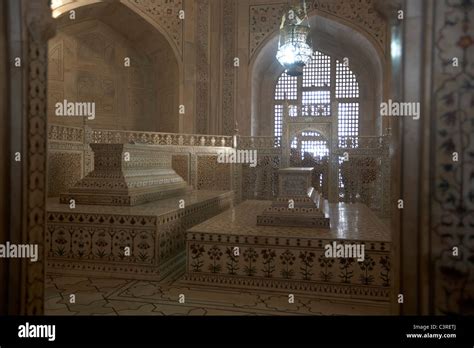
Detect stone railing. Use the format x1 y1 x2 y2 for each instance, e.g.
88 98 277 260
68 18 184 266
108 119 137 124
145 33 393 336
46 124 390 217
48 124 84 143
238 134 391 217
338 136 388 150
88 128 234 148
238 136 282 149
238 135 387 151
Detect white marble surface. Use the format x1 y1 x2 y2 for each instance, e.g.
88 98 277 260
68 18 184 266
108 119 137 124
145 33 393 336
188 200 391 242
47 190 233 217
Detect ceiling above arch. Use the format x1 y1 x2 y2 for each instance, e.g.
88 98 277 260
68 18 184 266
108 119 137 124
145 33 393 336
51 0 184 60
249 0 388 60
251 12 384 97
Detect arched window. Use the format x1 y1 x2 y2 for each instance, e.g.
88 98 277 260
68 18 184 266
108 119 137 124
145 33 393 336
274 50 360 150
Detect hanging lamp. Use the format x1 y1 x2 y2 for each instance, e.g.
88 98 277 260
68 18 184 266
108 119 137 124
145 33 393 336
276 0 313 76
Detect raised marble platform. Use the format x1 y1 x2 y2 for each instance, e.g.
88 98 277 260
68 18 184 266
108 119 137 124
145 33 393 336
47 190 234 280
60 144 191 206
185 200 392 302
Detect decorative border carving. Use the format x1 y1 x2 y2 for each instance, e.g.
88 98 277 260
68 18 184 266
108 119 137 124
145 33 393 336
46 193 234 280
222 0 236 135
431 0 474 315
195 0 209 134
24 0 56 315
188 232 391 251
184 273 392 300
185 233 392 301
126 0 184 58
48 125 83 143
88 128 233 147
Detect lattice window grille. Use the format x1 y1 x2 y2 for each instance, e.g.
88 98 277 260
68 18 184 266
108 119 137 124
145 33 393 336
274 51 361 155
338 103 359 147
303 51 331 88
302 91 331 116
274 105 283 137
275 74 298 100
336 60 359 98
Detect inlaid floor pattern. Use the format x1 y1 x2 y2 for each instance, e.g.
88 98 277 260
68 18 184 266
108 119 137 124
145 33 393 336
45 273 391 316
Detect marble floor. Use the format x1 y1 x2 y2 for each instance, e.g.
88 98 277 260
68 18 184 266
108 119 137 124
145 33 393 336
45 273 391 316
45 199 392 316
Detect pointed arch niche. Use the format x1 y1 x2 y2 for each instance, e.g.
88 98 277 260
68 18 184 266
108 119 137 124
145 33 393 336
49 0 182 133
250 13 385 138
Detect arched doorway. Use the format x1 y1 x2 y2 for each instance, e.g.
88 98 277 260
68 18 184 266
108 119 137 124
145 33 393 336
249 11 384 138
289 130 329 198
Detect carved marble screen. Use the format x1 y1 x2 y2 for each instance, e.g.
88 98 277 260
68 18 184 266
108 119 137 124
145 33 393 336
274 50 360 146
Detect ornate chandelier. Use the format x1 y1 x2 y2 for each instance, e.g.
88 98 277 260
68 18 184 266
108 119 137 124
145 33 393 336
276 0 313 76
